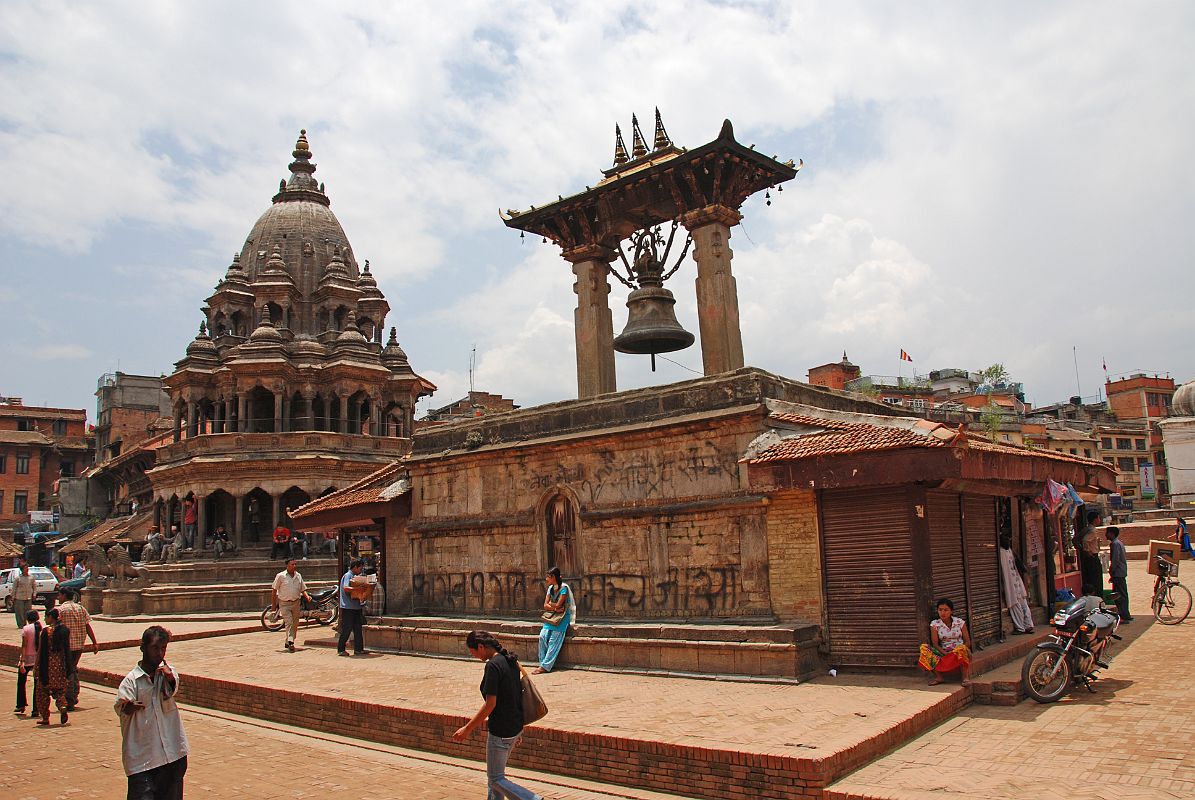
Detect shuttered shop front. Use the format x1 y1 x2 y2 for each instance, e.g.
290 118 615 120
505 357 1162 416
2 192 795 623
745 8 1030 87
963 494 1000 645
927 490 966 608
821 486 920 666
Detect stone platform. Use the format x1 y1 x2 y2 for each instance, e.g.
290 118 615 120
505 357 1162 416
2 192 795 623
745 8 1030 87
314 615 823 679
67 631 972 800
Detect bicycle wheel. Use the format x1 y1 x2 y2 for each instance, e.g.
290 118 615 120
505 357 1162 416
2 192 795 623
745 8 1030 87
1155 582 1193 625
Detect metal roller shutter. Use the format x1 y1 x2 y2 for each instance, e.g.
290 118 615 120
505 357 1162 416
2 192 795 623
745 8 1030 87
962 494 1000 645
821 486 920 666
927 490 966 608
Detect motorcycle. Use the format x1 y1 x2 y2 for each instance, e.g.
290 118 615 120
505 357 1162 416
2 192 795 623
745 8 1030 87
260 586 339 631
1021 595 1122 703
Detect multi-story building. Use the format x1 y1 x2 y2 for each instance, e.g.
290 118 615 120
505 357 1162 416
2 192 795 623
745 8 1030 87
1104 374 1175 500
806 352 861 391
1041 423 1099 462
420 391 519 426
1094 421 1154 505
0 398 93 528
94 372 172 463
844 374 936 414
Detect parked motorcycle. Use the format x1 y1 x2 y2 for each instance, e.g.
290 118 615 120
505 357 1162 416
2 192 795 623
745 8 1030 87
1021 596 1122 703
260 586 339 631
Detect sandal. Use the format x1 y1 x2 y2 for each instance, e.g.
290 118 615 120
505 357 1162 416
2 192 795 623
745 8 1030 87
928 678 943 686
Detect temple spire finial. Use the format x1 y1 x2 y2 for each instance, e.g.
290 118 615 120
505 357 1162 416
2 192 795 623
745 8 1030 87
613 124 629 166
630 114 648 158
652 107 672 151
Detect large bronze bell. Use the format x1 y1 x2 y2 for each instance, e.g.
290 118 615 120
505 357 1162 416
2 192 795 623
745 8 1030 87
613 285 694 355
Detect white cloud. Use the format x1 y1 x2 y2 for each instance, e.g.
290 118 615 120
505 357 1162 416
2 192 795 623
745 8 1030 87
32 344 92 360
0 1 1192 412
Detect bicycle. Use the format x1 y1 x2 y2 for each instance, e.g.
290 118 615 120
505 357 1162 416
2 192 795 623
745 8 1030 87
1152 556 1192 625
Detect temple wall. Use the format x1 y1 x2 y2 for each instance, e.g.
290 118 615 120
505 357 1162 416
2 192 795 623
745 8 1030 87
400 414 781 620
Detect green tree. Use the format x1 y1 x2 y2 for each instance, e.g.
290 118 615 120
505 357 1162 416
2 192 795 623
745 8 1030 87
979 363 1010 386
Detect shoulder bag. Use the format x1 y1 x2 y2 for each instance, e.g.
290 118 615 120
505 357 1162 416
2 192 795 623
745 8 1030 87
539 586 566 626
519 665 549 724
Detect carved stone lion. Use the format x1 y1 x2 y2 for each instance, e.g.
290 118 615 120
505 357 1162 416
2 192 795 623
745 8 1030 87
87 543 154 588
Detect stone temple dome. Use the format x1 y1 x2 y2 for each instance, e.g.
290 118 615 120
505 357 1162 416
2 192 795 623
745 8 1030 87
1174 379 1195 417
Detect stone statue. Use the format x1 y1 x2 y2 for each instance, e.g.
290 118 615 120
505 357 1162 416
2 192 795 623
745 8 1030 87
87 543 154 588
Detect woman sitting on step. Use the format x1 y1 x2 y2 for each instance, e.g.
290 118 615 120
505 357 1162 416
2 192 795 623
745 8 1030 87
918 597 972 687
533 566 575 674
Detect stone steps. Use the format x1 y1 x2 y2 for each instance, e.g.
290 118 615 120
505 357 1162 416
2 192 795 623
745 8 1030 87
140 557 339 586
311 615 824 679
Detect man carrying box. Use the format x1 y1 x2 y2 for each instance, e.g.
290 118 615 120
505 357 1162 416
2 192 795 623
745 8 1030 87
337 559 367 657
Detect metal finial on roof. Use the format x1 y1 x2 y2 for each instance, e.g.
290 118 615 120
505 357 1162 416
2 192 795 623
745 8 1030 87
363 259 370 274
613 124 629 166
652 107 672 151
295 129 310 153
630 114 648 158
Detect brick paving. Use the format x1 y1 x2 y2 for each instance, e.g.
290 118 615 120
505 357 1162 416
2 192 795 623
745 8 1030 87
0 677 695 800
827 559 1195 800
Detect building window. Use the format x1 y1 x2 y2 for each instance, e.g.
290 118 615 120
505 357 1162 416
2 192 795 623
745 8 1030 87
1137 457 1150 468
52 419 67 436
1157 451 1167 466
911 399 926 412
883 397 902 405
1101 437 1113 449
15 454 30 474
1103 457 1115 465
1121 487 1137 498
1135 439 1146 450
16 419 32 432
13 491 27 514
1084 448 1093 458
59 460 74 478
0 454 5 473
1115 438 1132 450
1117 457 1135 472
1069 448 1077 455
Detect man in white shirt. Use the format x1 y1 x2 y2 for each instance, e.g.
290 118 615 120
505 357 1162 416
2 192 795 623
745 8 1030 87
271 558 310 652
116 625 189 799
11 560 36 629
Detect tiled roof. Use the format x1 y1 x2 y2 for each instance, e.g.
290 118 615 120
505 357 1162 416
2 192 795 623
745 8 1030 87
0 430 53 446
0 539 22 558
290 462 407 519
749 411 1113 474
61 510 155 554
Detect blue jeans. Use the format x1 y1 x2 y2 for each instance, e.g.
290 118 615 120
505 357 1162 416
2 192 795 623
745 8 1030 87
485 733 539 800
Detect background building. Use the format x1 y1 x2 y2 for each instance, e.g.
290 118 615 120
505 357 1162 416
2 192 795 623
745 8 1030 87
0 397 94 530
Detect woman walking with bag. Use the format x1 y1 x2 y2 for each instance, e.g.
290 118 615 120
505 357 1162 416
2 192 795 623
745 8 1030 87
534 567 575 674
35 607 72 725
452 630 543 800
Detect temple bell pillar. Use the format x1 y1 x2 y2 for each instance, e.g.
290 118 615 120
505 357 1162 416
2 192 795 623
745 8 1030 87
682 204 745 376
565 245 617 399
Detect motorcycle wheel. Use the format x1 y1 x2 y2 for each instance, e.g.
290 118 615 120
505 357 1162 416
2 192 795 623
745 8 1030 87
260 606 285 632
1154 583 1193 625
1021 648 1072 703
315 602 339 627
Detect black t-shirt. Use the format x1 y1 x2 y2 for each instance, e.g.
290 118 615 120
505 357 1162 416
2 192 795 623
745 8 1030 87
479 653 524 737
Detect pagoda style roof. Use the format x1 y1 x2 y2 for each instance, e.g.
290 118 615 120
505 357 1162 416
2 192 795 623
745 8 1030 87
502 116 800 254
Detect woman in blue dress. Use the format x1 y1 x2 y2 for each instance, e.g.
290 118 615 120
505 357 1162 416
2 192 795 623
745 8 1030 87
533 566 575 674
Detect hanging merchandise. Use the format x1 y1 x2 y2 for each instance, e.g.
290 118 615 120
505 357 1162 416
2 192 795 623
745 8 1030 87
1040 480 1067 513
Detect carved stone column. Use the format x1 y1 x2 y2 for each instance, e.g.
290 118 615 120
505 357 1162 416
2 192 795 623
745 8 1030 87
186 402 198 438
273 390 283 433
172 406 182 443
233 495 244 548
564 245 617 399
682 204 745 376
195 494 207 548
237 393 248 433
303 390 316 432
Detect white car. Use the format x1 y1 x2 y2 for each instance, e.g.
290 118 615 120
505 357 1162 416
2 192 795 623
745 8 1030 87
0 566 59 609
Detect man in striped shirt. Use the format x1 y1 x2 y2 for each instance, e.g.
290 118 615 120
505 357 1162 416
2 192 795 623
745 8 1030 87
56 587 98 710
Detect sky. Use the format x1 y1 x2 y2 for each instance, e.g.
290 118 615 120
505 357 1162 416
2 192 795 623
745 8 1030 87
1 1 1192 422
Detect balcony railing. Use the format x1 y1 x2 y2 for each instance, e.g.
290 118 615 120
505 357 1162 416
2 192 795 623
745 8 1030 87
155 431 408 465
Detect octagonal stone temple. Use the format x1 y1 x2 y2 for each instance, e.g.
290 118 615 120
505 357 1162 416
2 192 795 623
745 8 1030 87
148 131 435 546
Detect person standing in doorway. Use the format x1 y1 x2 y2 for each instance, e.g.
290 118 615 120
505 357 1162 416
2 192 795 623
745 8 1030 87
182 497 197 552
270 558 310 652
116 625 189 799
56 587 99 710
1075 509 1104 594
248 497 261 541
998 535 1035 634
337 559 366 657
1107 526 1133 622
452 630 541 800
534 566 575 674
11 560 35 629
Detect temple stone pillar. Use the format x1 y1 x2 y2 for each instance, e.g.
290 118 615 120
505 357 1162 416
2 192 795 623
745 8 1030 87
237 393 248 433
172 407 182 443
272 493 283 532
304 391 315 432
682 205 745 376
233 494 244 548
565 245 617 399
195 494 207 548
336 396 347 434
273 391 283 433
186 402 198 438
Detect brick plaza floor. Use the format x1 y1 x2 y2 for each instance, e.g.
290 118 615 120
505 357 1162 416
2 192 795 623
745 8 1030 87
0 679 693 800
827 559 1195 800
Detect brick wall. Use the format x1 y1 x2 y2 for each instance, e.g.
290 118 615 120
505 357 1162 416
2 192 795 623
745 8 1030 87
0 443 44 525
765 489 825 625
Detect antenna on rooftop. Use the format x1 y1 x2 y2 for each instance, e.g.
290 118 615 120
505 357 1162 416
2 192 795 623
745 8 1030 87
468 345 476 395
